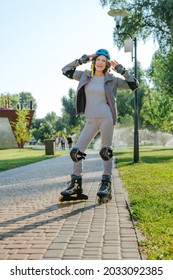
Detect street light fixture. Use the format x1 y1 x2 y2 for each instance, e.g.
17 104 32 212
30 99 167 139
108 8 129 32
108 7 139 163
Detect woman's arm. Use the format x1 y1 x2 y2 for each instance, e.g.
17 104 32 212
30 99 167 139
110 59 139 90
62 54 93 80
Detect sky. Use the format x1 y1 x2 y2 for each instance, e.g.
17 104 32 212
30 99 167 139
0 0 158 118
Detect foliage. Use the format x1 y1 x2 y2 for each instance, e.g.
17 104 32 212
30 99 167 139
118 114 134 127
0 92 37 110
61 88 85 133
115 147 173 259
148 48 173 96
10 109 32 149
30 113 65 142
18 92 37 110
100 0 173 51
35 121 55 143
117 89 133 120
117 63 150 128
44 111 58 127
141 89 173 132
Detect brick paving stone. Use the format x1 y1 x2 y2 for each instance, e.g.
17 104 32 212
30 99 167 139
30 244 51 249
102 254 121 260
0 150 144 260
43 250 64 259
53 236 71 242
48 242 67 250
7 254 29 260
87 237 103 243
121 241 139 249
103 246 121 254
63 248 83 257
27 254 43 260
5 243 30 249
67 243 85 249
85 243 102 248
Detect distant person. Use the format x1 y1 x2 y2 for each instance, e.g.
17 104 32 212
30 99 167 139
67 135 73 150
60 49 138 204
59 135 66 150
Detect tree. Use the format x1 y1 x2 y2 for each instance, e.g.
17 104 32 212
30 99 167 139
19 92 37 110
116 62 149 128
61 88 76 125
148 49 173 96
99 0 173 51
55 116 66 133
0 92 37 110
61 88 84 133
11 110 32 149
116 89 133 122
141 89 173 132
31 118 56 143
44 111 58 131
37 121 56 143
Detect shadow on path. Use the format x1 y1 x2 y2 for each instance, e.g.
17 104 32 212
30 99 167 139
0 203 98 240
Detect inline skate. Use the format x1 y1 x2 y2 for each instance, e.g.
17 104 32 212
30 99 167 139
97 175 112 204
59 174 88 203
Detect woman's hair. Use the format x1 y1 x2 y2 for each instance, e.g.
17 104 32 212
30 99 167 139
91 55 111 76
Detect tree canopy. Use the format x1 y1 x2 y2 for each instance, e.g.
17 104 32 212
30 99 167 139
0 92 37 110
100 0 173 51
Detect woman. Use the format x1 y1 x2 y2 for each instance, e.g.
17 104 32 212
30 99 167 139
60 49 138 203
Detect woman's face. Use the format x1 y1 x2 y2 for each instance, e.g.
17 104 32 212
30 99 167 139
94 55 107 73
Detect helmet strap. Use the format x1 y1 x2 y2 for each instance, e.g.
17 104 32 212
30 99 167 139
91 63 95 77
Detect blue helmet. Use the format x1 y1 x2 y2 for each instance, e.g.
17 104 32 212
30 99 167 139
95 49 110 60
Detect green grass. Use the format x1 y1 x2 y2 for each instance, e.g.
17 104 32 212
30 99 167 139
115 147 173 260
0 148 68 171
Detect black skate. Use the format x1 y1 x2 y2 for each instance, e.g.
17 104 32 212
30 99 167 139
59 174 88 203
97 175 112 204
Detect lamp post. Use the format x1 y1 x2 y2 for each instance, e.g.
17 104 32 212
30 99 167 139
108 7 139 163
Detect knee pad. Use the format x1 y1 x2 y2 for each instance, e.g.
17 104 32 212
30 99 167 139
70 147 86 162
100 147 113 161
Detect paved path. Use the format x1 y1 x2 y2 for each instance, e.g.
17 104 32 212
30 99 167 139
0 150 143 260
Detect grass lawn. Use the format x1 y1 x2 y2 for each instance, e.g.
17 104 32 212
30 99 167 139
115 146 173 260
0 148 68 171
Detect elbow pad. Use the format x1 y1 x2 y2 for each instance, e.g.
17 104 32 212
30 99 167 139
63 68 76 79
115 64 126 75
77 54 90 65
127 78 139 90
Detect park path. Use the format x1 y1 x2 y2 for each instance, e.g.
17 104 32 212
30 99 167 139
0 150 143 260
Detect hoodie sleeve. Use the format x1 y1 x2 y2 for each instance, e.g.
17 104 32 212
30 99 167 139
62 59 83 81
117 71 139 90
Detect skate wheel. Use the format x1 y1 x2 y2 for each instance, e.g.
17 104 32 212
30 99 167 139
58 195 65 203
80 194 88 200
98 197 102 204
58 193 88 204
98 197 108 205
98 195 112 205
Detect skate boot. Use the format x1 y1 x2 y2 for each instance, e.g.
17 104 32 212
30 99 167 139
97 175 112 204
59 174 88 203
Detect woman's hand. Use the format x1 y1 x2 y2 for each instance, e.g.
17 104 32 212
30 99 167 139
88 54 95 61
110 59 119 70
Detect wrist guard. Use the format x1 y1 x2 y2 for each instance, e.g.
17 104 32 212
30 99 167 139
115 64 127 75
77 54 89 65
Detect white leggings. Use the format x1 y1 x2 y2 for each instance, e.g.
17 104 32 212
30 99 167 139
73 117 114 176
